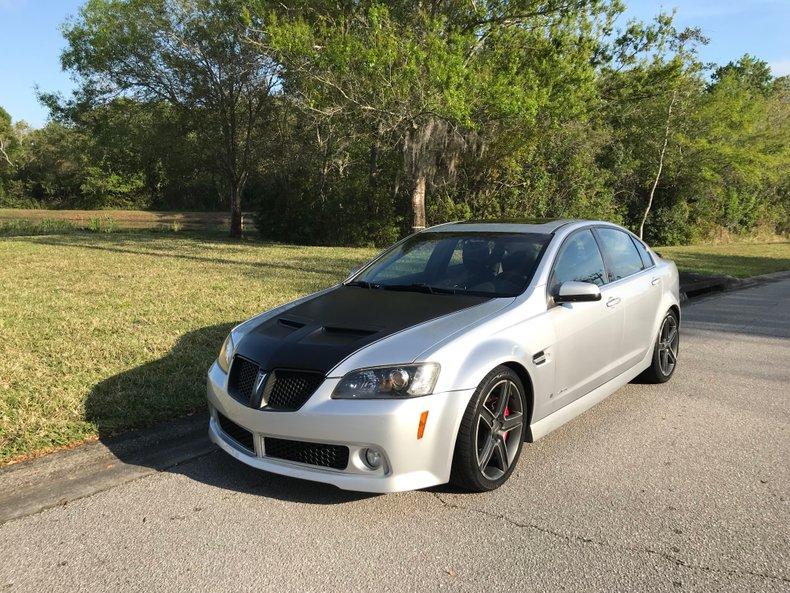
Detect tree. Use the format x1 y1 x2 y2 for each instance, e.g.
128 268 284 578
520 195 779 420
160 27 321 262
0 107 17 171
61 0 279 236
267 0 614 232
679 59 790 236
600 14 706 240
711 54 773 93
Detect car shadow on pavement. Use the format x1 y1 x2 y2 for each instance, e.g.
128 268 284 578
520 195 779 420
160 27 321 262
86 323 377 506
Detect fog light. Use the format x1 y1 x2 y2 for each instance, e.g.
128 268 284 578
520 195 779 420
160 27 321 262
362 447 382 470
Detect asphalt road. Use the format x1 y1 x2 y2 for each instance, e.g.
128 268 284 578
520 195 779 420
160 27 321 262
1 279 788 592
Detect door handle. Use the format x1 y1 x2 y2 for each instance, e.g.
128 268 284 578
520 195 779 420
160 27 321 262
651 277 660 286
606 297 621 308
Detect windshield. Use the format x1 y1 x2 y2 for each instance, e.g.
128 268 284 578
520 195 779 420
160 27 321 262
349 232 551 297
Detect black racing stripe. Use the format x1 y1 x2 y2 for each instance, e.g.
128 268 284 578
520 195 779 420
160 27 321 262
233 286 489 374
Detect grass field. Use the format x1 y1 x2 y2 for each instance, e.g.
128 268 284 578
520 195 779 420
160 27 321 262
0 232 787 464
659 242 790 278
0 232 375 463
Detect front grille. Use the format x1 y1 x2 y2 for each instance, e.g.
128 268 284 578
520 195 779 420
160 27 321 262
228 356 259 404
228 358 323 411
217 412 255 452
264 437 349 470
264 370 324 410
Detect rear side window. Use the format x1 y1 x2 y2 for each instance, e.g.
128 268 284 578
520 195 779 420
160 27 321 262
631 237 654 268
550 230 607 293
596 228 644 281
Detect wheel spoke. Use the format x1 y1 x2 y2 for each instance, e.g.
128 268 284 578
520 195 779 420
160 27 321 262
495 381 510 417
659 348 668 372
479 407 495 428
666 326 678 345
667 347 677 364
478 435 495 471
501 411 523 432
494 437 509 472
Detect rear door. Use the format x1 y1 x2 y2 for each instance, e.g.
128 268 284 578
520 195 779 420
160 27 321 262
547 229 623 411
594 227 662 371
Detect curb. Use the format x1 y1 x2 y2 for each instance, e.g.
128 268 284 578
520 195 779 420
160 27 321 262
0 412 213 525
679 269 790 303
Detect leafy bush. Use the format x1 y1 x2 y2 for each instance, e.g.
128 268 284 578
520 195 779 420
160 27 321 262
80 167 146 209
87 216 120 233
645 202 694 246
0 218 78 236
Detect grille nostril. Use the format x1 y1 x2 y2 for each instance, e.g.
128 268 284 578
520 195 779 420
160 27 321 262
228 357 259 404
266 371 324 410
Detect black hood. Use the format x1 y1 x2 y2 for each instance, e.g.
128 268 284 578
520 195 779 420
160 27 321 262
234 285 489 374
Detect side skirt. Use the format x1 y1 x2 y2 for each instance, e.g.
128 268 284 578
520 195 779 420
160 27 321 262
528 355 651 442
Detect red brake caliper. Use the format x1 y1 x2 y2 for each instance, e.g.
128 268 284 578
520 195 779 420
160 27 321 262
503 405 510 441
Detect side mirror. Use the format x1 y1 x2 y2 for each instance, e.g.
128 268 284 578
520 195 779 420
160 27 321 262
554 281 601 303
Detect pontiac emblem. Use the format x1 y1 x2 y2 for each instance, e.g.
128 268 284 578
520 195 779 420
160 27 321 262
249 370 268 408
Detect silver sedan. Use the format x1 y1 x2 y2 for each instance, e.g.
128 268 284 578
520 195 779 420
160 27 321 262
207 219 680 492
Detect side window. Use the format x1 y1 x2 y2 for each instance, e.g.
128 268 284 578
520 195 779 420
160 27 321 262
596 228 644 281
550 230 607 292
631 236 654 268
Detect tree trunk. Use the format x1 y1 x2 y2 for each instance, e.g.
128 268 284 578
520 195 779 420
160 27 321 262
410 173 427 233
639 89 678 240
369 140 379 188
229 184 243 238
368 140 378 211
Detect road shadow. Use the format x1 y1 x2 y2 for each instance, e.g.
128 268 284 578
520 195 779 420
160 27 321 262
87 323 375 505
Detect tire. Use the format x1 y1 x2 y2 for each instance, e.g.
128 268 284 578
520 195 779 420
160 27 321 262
450 366 527 492
639 309 680 384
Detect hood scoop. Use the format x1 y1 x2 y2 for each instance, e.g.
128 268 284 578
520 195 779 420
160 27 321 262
256 316 307 339
305 325 379 346
256 314 379 345
279 317 305 330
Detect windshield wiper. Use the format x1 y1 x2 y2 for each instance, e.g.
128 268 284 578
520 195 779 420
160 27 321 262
381 283 460 295
345 280 380 289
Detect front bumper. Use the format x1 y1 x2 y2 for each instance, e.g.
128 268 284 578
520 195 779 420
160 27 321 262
206 361 473 493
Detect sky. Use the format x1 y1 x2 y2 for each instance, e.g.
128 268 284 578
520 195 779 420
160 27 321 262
1 0 789 128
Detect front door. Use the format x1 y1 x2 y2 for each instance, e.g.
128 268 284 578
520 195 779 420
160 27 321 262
547 229 623 412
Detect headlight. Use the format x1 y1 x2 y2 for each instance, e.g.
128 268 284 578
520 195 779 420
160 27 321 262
332 363 440 399
217 333 235 373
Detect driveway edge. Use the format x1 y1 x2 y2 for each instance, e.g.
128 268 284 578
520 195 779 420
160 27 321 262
679 269 790 302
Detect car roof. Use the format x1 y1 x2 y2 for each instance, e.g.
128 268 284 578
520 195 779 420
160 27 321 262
422 218 581 235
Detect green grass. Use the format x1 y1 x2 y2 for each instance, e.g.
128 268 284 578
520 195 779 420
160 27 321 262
1 233 787 464
658 242 790 278
0 232 375 463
